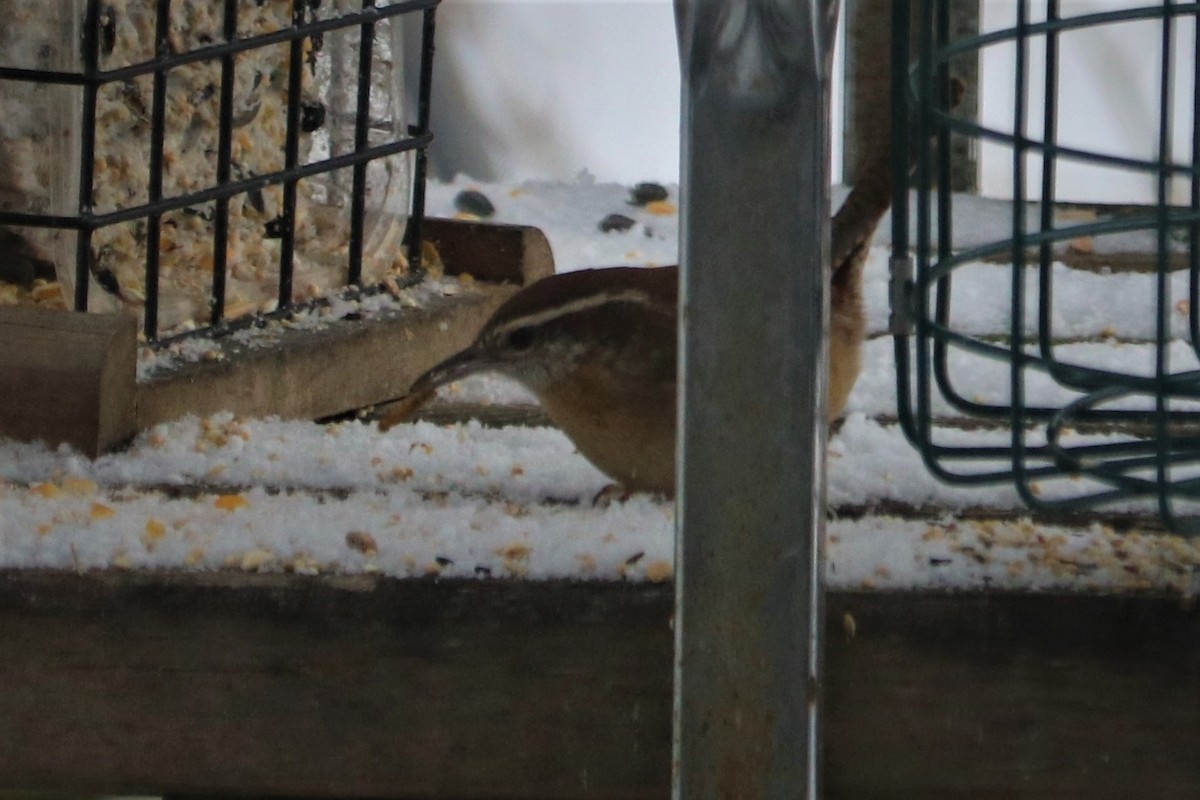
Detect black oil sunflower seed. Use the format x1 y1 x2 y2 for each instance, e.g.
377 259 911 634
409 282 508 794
300 102 326 133
599 213 636 233
629 182 668 206
454 189 495 218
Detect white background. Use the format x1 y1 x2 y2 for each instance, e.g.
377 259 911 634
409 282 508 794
421 0 1191 203
979 0 1197 203
413 0 846 186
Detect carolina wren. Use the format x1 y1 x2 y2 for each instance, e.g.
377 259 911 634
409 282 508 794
378 75 963 495
382 266 680 493
377 166 886 496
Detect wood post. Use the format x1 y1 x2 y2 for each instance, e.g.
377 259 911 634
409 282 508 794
0 306 136 457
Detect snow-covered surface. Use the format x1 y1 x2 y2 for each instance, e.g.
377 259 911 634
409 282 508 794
3 176 1199 594
3 411 1197 593
426 176 681 272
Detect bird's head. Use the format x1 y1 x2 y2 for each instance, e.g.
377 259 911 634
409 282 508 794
378 266 677 430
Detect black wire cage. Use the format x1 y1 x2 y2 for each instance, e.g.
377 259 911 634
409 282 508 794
0 0 438 343
893 0 1200 531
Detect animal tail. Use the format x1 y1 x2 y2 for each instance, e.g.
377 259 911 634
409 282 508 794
830 75 966 285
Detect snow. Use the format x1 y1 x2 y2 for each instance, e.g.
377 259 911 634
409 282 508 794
3 176 1199 594
426 175 680 272
4 410 1197 593
137 275 476 380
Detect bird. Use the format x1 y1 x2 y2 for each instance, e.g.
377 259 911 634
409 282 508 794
380 265 682 493
372 71 964 495
375 158 888 496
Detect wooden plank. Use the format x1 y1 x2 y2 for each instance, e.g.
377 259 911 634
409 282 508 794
0 573 672 800
0 307 136 457
136 219 555 429
842 0 978 191
136 283 515 427
424 217 555 284
0 573 1197 799
826 592 1200 800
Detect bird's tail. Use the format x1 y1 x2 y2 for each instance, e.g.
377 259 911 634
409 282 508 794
824 74 965 419
829 75 966 290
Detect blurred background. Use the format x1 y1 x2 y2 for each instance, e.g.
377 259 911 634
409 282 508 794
411 0 1191 205
406 0 687 186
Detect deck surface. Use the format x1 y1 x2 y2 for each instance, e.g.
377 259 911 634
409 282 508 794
0 570 1197 800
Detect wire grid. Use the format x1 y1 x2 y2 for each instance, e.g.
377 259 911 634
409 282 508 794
892 0 1200 532
0 0 438 343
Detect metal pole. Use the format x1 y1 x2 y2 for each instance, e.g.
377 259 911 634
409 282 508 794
673 1 839 799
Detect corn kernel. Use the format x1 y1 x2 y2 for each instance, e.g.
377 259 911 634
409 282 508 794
214 493 249 511
145 518 167 541
30 482 60 499
90 502 116 520
240 549 275 571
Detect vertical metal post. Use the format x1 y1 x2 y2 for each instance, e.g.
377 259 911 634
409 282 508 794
405 6 438 281
674 1 839 799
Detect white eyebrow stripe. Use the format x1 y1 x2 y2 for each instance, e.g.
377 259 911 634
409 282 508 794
492 289 661 335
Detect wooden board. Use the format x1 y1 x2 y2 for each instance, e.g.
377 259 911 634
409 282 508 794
826 591 1200 800
0 572 1196 800
0 306 136 456
424 216 557 284
137 218 554 430
136 283 516 428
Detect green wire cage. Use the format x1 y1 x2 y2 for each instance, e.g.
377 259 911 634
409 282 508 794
892 0 1200 532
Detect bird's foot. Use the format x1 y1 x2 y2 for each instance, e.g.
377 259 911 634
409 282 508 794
592 483 634 507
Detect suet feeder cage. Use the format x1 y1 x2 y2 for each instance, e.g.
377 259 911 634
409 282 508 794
894 0 1200 532
0 0 553 454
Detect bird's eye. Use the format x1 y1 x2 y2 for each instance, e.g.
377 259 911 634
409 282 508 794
506 326 536 351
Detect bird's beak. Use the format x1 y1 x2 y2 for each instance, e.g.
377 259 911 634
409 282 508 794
377 345 490 432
